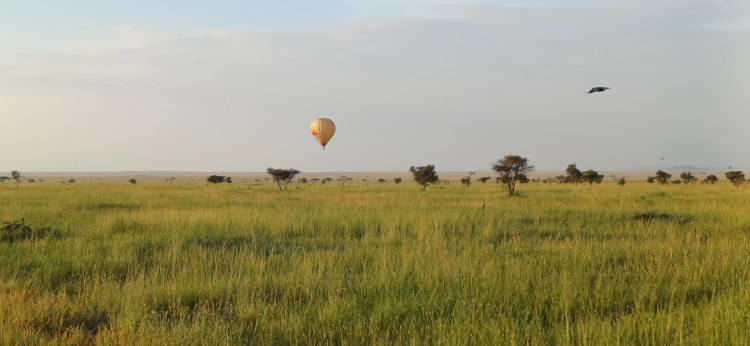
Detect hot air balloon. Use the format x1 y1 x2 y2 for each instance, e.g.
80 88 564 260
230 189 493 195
310 118 336 149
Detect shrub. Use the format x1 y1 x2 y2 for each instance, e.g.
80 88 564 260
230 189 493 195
680 171 697 184
725 171 745 188
582 170 604 184
655 170 671 185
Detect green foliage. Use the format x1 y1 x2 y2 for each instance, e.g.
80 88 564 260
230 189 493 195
207 175 227 184
655 170 671 185
617 177 626 187
128 178 137 185
393 177 402 184
565 164 583 184
646 176 655 184
492 155 532 196
582 170 604 185
409 165 439 190
477 177 491 184
266 168 300 191
725 171 745 188
671 179 682 184
680 171 697 184
702 175 718 184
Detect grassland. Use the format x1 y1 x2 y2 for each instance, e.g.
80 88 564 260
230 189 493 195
0 181 749 345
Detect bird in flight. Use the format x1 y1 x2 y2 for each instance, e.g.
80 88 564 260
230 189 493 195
588 86 610 94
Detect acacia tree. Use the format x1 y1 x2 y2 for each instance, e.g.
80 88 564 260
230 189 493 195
10 170 21 188
267 168 300 191
680 171 697 184
655 170 671 185
394 177 402 184
702 175 718 184
582 170 604 185
477 177 491 184
565 164 583 184
617 177 626 187
492 155 533 196
409 165 439 190
725 171 745 188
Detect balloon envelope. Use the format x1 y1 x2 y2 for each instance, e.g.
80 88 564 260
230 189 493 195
310 118 336 149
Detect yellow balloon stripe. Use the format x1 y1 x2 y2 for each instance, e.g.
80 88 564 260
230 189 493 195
310 118 336 148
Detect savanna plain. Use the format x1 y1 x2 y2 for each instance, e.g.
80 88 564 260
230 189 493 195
1 180 749 345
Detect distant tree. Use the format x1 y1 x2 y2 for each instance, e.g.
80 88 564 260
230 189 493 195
207 175 226 184
167 177 176 184
378 178 386 183
394 177 402 184
477 177 491 184
27 178 36 183
324 177 333 183
255 179 262 182
10 171 21 188
647 176 656 184
409 165 439 190
680 171 697 184
702 175 718 184
460 176 471 187
266 168 300 191
655 170 671 185
617 177 626 187
725 171 745 188
671 179 682 184
565 164 583 184
542 177 555 186
492 155 533 197
67 178 76 184
0 176 9 183
128 178 137 185
582 170 604 185
555 175 567 184
225 177 232 184
310 178 320 183
337 176 353 186
298 178 308 184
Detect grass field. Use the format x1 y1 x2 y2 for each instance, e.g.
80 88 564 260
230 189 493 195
1 181 749 345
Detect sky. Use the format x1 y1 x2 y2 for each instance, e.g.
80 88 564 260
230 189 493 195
1 0 749 172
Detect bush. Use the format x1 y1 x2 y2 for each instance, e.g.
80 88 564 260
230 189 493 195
207 175 231 184
702 175 718 184
582 170 604 184
725 171 745 188
655 170 671 185
680 172 697 184
394 177 402 184
409 165 439 190
128 178 137 185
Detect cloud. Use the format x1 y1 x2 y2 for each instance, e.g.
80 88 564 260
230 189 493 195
0 0 748 171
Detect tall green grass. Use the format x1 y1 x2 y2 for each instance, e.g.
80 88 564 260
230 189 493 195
0 182 748 345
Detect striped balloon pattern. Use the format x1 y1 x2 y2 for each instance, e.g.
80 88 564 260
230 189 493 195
310 118 336 149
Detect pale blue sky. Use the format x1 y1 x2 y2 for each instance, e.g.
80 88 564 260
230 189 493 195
1 0 749 172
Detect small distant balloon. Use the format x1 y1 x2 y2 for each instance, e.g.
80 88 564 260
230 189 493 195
310 118 336 150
